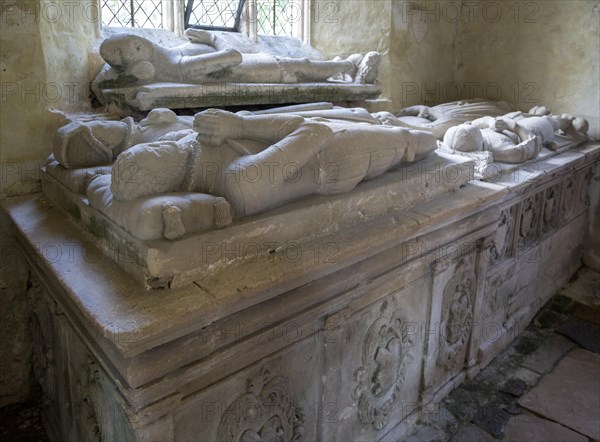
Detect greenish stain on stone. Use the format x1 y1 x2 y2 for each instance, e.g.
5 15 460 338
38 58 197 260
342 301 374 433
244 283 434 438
98 74 142 89
89 215 109 240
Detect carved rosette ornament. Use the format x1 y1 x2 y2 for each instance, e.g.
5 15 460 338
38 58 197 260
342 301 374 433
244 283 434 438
217 368 305 442
352 307 414 431
437 258 477 369
489 206 516 266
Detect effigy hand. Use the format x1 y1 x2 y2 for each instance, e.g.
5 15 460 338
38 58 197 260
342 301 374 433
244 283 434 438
492 117 510 132
193 109 243 147
184 28 216 46
128 61 156 82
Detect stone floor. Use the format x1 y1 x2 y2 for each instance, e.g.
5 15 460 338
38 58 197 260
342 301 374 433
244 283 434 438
406 266 600 442
0 392 48 442
1 267 598 442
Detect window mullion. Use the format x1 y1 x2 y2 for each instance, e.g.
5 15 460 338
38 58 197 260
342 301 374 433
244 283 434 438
129 0 135 27
247 0 258 41
173 0 184 36
302 0 311 43
163 0 184 35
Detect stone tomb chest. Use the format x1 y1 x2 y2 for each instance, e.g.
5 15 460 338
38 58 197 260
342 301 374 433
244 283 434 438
3 137 598 440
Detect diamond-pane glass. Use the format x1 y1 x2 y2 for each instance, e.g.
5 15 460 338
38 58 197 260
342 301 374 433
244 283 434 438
102 0 163 28
187 0 242 28
256 0 294 36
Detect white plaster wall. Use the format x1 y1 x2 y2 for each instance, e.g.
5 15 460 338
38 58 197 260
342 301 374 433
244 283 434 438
0 0 99 406
1 0 99 196
390 0 458 108
310 0 393 105
455 0 600 139
38 0 101 110
1 2 51 172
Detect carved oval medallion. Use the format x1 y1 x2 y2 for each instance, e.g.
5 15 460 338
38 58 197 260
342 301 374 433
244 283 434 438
217 368 304 442
438 258 476 369
352 308 412 431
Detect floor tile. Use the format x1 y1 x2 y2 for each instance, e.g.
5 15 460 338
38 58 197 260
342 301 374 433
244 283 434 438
521 334 575 374
503 413 587 442
519 348 600 440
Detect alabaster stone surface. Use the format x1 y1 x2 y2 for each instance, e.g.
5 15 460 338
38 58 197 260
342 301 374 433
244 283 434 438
49 105 441 245
53 108 193 169
382 99 591 179
5 140 597 442
386 99 589 143
378 99 515 139
110 108 436 217
96 29 378 87
43 150 473 288
93 30 382 110
46 101 591 256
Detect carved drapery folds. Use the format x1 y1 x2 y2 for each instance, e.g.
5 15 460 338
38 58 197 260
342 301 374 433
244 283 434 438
352 306 414 431
541 184 561 235
560 175 579 223
217 368 305 442
518 194 542 248
489 206 517 266
437 258 477 369
579 166 594 208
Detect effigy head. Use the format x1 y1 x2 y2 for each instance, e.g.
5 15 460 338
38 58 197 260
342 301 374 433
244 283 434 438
100 34 154 68
53 119 135 169
443 124 484 152
572 116 589 135
54 121 113 169
555 114 589 136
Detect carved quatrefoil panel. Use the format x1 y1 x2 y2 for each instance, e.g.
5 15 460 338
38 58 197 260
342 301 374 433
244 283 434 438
352 306 414 431
217 368 304 442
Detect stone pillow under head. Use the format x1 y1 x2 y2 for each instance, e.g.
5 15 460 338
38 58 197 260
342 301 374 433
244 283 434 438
87 174 232 241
